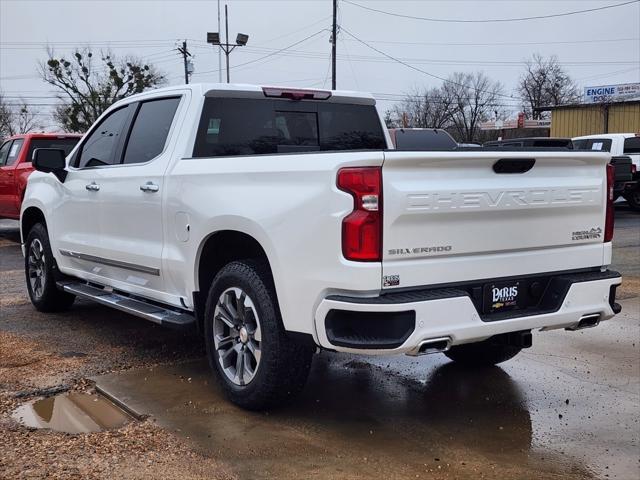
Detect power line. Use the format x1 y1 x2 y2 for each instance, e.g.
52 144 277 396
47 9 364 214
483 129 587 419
341 37 640 48
340 27 518 100
343 0 639 23
193 28 327 77
223 46 639 67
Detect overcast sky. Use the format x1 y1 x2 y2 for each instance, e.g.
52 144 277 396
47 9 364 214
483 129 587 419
1 0 639 129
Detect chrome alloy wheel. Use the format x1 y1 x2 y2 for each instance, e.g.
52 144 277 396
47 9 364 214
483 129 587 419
27 238 46 300
213 287 262 386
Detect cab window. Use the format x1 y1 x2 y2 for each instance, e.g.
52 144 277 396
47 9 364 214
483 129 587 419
76 105 131 168
5 139 24 165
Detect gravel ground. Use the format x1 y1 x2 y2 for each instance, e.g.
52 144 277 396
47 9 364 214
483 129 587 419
0 221 233 479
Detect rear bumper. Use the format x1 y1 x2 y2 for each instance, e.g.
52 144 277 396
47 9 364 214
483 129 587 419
314 269 622 355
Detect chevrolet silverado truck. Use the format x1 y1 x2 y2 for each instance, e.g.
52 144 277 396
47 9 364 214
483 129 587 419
21 84 622 409
0 133 81 219
573 133 640 210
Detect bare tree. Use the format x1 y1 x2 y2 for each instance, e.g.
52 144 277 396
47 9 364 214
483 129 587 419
40 48 165 132
442 71 506 143
389 86 454 129
518 53 579 119
0 93 41 137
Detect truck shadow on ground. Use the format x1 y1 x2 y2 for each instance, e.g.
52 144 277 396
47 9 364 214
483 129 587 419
94 353 574 480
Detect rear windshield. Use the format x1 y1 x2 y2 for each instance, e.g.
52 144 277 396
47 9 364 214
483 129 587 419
193 98 385 157
393 129 456 150
572 138 612 152
27 138 80 163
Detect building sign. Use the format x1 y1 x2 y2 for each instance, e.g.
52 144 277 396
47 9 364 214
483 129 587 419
584 83 640 103
480 114 551 131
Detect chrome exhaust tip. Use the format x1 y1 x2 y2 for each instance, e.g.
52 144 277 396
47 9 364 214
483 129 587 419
566 313 601 331
407 337 452 356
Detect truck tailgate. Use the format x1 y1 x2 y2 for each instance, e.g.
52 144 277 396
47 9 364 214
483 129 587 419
381 151 610 290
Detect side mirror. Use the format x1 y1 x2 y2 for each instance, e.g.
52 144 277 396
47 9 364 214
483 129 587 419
32 148 67 182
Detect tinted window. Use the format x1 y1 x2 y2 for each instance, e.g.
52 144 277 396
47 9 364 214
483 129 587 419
123 97 180 164
572 138 612 152
193 98 385 157
77 106 131 168
5 139 24 166
0 141 12 166
27 138 80 163
393 129 457 150
623 137 640 154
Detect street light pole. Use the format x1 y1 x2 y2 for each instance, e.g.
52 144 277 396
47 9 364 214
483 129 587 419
218 0 222 83
207 4 249 84
225 4 230 83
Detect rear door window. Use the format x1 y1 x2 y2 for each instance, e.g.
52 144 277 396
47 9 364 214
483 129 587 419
123 97 181 164
5 139 24 166
193 98 385 157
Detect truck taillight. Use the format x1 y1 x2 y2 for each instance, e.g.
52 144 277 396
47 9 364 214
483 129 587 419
605 163 615 243
337 167 382 261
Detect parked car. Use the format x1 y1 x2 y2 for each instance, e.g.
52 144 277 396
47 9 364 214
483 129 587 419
21 84 621 409
483 137 573 148
388 128 457 150
0 133 81 219
573 133 640 211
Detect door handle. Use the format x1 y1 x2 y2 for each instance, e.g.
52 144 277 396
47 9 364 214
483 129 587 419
140 182 159 193
85 182 100 191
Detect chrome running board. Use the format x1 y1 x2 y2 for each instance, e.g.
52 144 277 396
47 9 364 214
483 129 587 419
57 281 195 330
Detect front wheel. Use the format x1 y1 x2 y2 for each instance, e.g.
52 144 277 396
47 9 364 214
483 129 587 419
444 337 521 366
204 260 314 410
24 223 75 312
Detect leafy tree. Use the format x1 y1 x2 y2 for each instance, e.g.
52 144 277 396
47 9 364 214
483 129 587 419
518 53 579 119
41 49 164 132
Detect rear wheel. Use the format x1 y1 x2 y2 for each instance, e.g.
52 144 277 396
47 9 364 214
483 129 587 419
24 223 75 312
624 187 640 212
204 260 314 410
444 337 521 366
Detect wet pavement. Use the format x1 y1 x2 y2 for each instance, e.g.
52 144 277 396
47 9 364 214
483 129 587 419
1 207 639 479
12 391 132 434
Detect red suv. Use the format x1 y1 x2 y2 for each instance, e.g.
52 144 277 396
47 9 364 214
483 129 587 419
0 133 82 219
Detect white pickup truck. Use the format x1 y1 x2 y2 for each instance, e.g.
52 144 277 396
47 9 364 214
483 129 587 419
21 84 622 409
573 133 640 210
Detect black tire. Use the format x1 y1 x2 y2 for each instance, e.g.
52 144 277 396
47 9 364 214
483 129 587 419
24 223 75 312
624 188 640 212
204 260 314 410
444 337 521 366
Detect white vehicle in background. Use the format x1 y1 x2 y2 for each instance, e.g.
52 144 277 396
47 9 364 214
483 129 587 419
20 83 622 410
573 133 640 210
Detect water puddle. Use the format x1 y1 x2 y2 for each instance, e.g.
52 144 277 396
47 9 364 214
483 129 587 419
12 391 132 434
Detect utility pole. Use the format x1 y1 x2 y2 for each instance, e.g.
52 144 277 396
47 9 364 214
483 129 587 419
331 0 337 90
177 40 192 84
218 0 222 83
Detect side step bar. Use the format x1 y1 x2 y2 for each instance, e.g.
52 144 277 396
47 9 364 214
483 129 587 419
57 281 195 331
